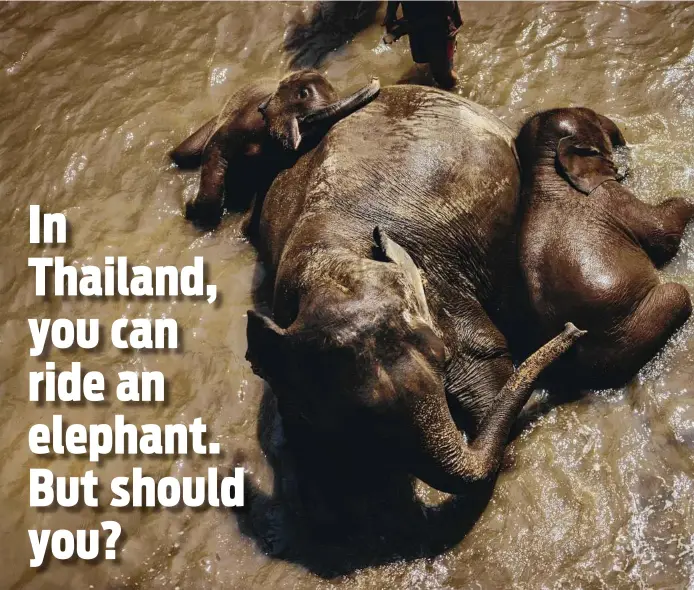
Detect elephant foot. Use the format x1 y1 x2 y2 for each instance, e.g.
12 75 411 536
185 197 223 230
170 148 203 170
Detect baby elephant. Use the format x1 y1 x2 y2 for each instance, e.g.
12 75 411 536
170 70 380 227
516 107 694 389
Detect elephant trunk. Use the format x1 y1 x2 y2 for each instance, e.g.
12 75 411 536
409 323 585 494
300 78 380 129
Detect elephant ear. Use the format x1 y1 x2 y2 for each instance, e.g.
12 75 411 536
556 135 618 195
596 113 627 147
246 310 287 383
373 226 432 326
595 114 630 181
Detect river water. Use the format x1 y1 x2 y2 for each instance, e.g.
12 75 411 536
1 2 693 589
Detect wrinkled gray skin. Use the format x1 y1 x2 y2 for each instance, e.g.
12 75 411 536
169 70 380 228
246 85 584 495
516 107 694 389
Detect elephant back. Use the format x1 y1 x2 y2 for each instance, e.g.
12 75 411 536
260 85 521 304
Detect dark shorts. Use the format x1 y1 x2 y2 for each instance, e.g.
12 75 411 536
409 32 456 68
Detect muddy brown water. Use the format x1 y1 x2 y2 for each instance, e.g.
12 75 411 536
1 2 694 589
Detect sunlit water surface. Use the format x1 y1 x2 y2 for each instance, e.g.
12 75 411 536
1 2 693 589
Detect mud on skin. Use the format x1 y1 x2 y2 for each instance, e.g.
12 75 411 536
2 2 694 589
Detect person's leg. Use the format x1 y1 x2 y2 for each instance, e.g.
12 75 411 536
429 36 458 90
407 32 428 67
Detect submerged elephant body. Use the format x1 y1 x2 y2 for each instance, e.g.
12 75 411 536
246 85 582 494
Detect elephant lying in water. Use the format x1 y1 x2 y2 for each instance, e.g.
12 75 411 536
516 107 694 389
169 70 380 227
245 85 583 494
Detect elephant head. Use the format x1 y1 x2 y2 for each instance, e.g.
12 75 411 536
258 70 380 150
247 227 584 494
517 107 628 194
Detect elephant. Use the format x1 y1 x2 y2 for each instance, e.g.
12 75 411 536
244 85 584 495
515 107 694 389
169 70 380 228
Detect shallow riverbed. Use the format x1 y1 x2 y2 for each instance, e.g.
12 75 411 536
1 2 693 589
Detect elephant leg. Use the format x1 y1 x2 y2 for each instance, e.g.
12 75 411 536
605 188 694 267
643 198 694 266
577 282 692 387
613 282 691 381
444 304 515 435
185 140 228 228
446 352 514 437
170 116 218 169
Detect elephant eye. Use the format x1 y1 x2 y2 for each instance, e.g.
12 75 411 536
575 146 602 157
298 87 310 100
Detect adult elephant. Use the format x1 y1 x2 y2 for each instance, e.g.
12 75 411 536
245 85 583 494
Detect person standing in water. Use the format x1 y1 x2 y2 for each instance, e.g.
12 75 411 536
383 1 463 90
